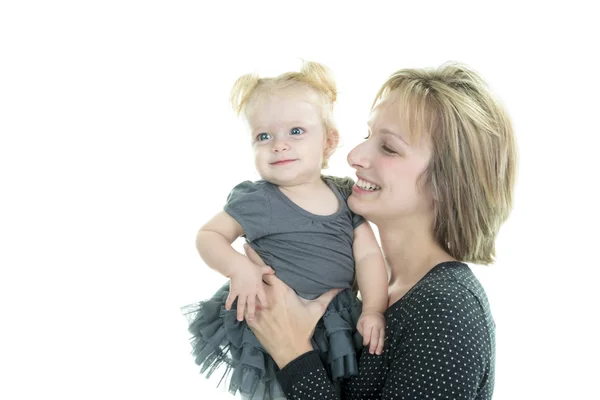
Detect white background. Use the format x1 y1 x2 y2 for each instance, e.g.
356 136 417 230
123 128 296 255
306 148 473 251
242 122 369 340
1 1 598 399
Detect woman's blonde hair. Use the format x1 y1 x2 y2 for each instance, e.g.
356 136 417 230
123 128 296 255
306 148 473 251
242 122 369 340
230 60 340 168
373 62 517 265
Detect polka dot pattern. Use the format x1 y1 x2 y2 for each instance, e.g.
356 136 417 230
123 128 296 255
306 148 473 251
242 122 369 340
277 262 495 399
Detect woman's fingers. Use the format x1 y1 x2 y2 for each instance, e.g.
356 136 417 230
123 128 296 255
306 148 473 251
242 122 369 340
262 273 289 289
257 288 268 309
245 282 332 368
304 288 342 326
260 265 275 275
314 288 342 311
243 243 266 266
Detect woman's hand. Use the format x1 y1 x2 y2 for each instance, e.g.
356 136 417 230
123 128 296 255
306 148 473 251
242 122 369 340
243 244 342 368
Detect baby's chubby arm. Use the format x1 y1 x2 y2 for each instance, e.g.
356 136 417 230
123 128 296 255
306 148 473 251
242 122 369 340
197 211 274 321
352 222 388 355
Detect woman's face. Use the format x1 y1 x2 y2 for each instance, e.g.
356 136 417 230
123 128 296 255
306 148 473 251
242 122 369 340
347 95 434 227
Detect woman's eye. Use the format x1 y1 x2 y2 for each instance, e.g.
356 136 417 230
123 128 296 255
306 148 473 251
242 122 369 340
290 127 304 135
381 144 397 155
257 132 271 141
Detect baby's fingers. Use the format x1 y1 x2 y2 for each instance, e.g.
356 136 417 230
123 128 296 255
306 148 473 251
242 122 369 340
246 295 256 321
237 295 247 322
376 328 385 355
369 327 380 354
225 292 237 311
364 326 374 348
357 320 365 343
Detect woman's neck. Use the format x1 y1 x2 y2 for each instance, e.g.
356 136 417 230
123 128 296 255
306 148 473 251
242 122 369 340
378 219 454 295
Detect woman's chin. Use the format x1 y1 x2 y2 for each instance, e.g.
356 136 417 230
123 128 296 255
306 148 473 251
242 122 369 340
348 194 372 218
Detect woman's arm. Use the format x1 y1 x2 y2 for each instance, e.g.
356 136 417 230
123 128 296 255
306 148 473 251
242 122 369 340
276 350 342 399
344 284 493 399
275 283 494 399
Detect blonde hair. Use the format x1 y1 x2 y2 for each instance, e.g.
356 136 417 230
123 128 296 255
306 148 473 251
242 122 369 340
373 62 517 265
230 61 340 168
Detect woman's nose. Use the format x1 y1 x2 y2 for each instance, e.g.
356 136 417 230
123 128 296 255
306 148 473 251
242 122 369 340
347 141 369 169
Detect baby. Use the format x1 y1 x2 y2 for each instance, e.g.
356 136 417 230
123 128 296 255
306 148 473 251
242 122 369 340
182 61 388 400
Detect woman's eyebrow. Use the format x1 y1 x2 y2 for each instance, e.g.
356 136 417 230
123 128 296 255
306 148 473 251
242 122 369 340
367 121 409 145
381 128 409 145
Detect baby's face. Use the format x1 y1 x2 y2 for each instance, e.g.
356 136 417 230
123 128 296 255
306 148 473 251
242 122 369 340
246 90 329 187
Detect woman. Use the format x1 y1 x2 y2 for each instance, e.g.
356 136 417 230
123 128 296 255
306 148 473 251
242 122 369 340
246 62 516 399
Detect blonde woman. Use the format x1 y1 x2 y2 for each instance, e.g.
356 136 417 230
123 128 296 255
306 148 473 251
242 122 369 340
182 61 388 400
247 62 516 399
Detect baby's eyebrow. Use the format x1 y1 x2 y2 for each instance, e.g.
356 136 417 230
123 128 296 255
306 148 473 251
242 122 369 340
250 124 270 132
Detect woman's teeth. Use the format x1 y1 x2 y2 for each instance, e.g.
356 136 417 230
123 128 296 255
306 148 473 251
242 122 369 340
356 178 381 191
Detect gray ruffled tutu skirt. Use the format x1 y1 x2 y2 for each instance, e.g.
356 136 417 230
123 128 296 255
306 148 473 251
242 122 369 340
181 282 363 400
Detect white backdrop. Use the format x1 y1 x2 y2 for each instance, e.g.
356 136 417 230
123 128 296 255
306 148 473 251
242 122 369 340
1 1 598 399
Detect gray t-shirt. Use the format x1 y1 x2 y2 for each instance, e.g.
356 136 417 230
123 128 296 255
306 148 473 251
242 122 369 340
224 176 364 300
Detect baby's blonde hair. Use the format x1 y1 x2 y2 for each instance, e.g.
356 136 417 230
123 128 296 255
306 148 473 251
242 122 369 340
230 61 340 168
373 62 517 265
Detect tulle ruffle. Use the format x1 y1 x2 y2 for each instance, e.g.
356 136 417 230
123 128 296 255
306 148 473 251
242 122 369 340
181 282 362 400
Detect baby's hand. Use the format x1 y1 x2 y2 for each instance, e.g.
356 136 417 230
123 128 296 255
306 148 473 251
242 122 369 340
357 310 386 355
226 260 274 322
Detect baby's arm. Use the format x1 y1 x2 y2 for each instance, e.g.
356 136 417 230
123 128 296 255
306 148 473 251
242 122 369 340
197 211 274 321
352 222 388 355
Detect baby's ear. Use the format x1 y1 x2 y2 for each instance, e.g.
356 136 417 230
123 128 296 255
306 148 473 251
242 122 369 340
325 128 340 157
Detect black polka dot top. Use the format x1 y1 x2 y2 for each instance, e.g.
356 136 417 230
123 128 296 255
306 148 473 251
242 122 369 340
277 261 495 399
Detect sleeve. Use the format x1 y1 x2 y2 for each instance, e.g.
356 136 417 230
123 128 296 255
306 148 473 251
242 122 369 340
223 180 272 242
358 285 493 399
277 284 494 400
276 350 341 400
325 176 365 228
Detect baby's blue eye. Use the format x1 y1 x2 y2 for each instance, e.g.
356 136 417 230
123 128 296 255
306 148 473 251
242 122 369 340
257 132 271 141
290 127 304 135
